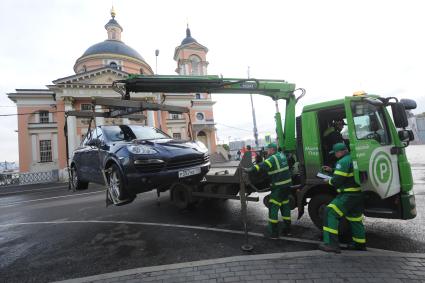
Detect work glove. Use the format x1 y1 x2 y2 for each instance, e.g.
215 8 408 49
242 167 253 173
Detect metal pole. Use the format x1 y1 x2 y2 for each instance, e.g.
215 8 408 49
239 164 254 252
155 49 162 130
248 67 259 149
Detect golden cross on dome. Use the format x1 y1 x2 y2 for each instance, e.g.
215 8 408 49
111 5 116 18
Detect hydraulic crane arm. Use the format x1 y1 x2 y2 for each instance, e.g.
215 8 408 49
114 75 295 100
113 75 302 152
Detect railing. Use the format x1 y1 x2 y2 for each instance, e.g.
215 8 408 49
0 170 59 187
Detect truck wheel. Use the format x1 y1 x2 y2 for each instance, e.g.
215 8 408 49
308 193 350 238
170 183 196 209
263 194 271 208
107 164 134 206
70 165 88 191
308 194 334 230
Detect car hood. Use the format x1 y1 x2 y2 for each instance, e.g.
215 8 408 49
128 139 207 154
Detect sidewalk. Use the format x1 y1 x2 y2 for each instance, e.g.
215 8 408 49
57 250 425 283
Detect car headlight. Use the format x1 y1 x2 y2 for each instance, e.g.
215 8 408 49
196 141 208 152
127 145 157 155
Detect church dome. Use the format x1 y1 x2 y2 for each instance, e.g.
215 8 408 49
73 7 153 75
80 40 145 62
181 26 198 45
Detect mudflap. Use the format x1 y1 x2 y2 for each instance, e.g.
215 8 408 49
296 189 305 220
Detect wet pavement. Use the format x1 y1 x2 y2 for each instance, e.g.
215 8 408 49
0 145 424 282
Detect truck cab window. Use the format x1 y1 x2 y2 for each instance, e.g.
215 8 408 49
352 102 391 145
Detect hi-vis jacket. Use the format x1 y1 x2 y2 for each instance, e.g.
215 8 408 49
328 153 361 193
254 152 292 189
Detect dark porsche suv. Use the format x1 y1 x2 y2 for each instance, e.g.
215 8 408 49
70 125 210 205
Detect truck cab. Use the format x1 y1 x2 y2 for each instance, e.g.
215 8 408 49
296 93 417 229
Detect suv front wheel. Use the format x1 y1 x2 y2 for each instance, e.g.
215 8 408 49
107 164 134 206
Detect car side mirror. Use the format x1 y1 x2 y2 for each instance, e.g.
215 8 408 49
391 103 409 128
400 99 417 110
398 129 414 142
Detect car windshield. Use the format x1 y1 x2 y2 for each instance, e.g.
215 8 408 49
103 125 170 142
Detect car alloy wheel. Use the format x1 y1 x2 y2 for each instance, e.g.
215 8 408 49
108 170 122 203
70 165 88 191
106 164 134 206
71 167 78 189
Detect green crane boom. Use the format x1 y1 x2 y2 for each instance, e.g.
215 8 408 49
113 75 301 152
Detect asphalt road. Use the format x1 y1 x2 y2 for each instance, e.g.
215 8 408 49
0 164 424 282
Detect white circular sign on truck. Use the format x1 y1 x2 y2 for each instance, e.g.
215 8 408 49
368 146 400 198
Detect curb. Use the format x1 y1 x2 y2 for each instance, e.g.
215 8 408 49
54 249 425 283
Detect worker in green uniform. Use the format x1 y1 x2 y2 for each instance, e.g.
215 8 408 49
245 143 292 239
319 143 366 253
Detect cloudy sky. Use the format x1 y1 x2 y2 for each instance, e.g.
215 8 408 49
1 0 424 161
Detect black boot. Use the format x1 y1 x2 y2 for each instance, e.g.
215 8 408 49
318 243 341 254
280 221 292 237
264 224 279 240
346 243 367 251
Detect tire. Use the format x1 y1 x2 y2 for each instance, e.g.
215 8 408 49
107 164 134 206
70 165 88 191
263 194 271 208
308 193 349 238
308 194 334 230
171 185 191 209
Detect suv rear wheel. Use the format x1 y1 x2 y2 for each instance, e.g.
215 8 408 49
70 165 88 191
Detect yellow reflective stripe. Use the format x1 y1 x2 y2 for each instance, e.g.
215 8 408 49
334 170 354 177
327 204 344 217
352 237 366 244
346 215 363 222
344 187 362 192
323 226 338 235
281 199 289 205
272 155 281 170
323 127 335 137
268 166 289 175
268 218 279 223
269 199 282 206
281 216 291 220
254 164 260 171
274 179 291 186
264 160 273 169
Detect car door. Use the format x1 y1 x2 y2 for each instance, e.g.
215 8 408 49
86 127 108 184
75 131 93 182
344 97 400 199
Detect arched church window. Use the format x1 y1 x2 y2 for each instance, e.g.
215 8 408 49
140 68 144 74
195 93 201 99
109 62 118 69
190 55 201 75
111 29 116 40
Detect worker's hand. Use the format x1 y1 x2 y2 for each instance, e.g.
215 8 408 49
322 166 332 173
242 167 252 173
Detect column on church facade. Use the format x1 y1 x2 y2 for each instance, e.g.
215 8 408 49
64 98 77 161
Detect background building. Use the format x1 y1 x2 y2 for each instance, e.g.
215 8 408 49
7 9 217 176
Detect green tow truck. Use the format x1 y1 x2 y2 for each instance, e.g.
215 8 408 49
113 75 417 230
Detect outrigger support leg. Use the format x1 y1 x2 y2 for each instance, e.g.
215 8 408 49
156 188 161 206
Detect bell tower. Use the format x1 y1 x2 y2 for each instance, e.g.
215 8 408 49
174 25 209 76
